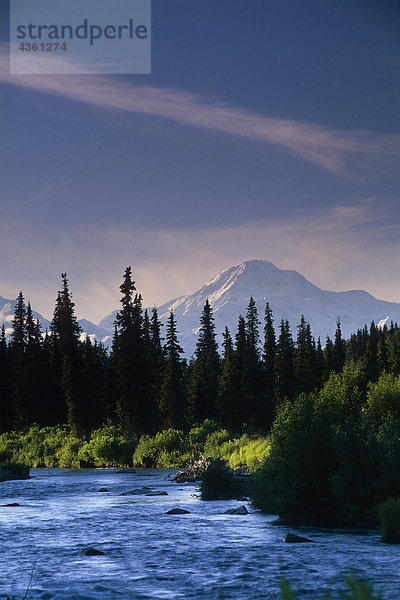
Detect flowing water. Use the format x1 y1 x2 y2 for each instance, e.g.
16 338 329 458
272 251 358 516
0 469 399 599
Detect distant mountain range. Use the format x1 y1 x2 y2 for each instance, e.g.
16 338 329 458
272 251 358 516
0 296 112 347
2 260 400 356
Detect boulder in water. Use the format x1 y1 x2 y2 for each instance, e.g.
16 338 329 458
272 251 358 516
120 487 152 496
80 547 105 556
224 505 249 515
98 488 109 493
283 533 313 543
145 491 168 496
2 502 21 507
165 508 191 514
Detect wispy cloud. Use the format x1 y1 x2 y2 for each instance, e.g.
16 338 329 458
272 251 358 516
1 46 399 178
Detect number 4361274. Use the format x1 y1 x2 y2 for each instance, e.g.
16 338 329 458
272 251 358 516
18 42 67 51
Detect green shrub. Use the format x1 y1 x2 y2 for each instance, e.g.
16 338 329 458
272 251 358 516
0 462 30 481
379 497 400 543
133 429 187 467
200 459 238 500
203 429 231 457
188 420 220 455
79 424 136 467
251 368 380 525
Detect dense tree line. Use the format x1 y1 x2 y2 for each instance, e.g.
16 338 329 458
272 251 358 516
1 267 400 439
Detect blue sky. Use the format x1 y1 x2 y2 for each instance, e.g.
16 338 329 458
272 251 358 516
1 0 400 322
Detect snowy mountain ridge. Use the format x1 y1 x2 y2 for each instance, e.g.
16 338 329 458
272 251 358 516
2 260 400 356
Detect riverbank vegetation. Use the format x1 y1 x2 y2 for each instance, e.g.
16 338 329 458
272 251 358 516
251 369 400 526
379 498 400 543
0 420 269 469
1 267 400 527
0 461 29 482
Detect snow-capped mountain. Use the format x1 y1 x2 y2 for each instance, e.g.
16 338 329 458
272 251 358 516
3 260 400 355
0 295 110 345
142 260 399 356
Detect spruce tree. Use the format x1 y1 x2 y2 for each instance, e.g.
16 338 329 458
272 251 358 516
315 337 324 389
189 299 220 420
218 326 241 431
9 292 27 427
113 267 154 438
274 319 295 404
323 336 335 380
80 337 108 433
23 304 47 425
364 321 379 382
377 328 389 374
295 316 316 394
159 311 186 429
147 307 165 428
234 315 248 429
244 297 263 430
263 302 276 428
333 319 346 373
0 326 12 432
51 273 84 437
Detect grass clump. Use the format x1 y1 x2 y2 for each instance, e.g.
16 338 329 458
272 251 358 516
379 497 400 543
0 461 30 482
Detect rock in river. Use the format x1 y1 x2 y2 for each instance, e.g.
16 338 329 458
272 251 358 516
80 547 105 556
224 505 249 515
283 533 313 543
165 508 191 514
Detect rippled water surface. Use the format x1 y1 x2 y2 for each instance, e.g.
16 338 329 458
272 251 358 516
0 469 399 599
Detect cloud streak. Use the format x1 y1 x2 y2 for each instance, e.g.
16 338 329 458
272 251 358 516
1 46 400 178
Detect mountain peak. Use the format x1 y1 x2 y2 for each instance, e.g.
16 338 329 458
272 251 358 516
156 260 400 355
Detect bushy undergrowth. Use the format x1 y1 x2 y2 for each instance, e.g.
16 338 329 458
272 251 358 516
379 497 400 543
0 424 136 468
200 459 238 500
251 369 400 526
0 461 30 482
133 429 189 467
0 419 269 470
133 422 270 468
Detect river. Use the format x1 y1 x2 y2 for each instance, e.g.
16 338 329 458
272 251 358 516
0 468 399 599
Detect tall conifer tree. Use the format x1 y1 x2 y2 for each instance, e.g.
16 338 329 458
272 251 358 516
9 291 27 427
295 315 316 394
263 302 276 428
51 273 84 437
244 297 263 429
113 267 154 437
159 311 186 429
333 319 346 374
189 299 220 420
274 319 295 404
218 326 242 431
0 326 12 432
